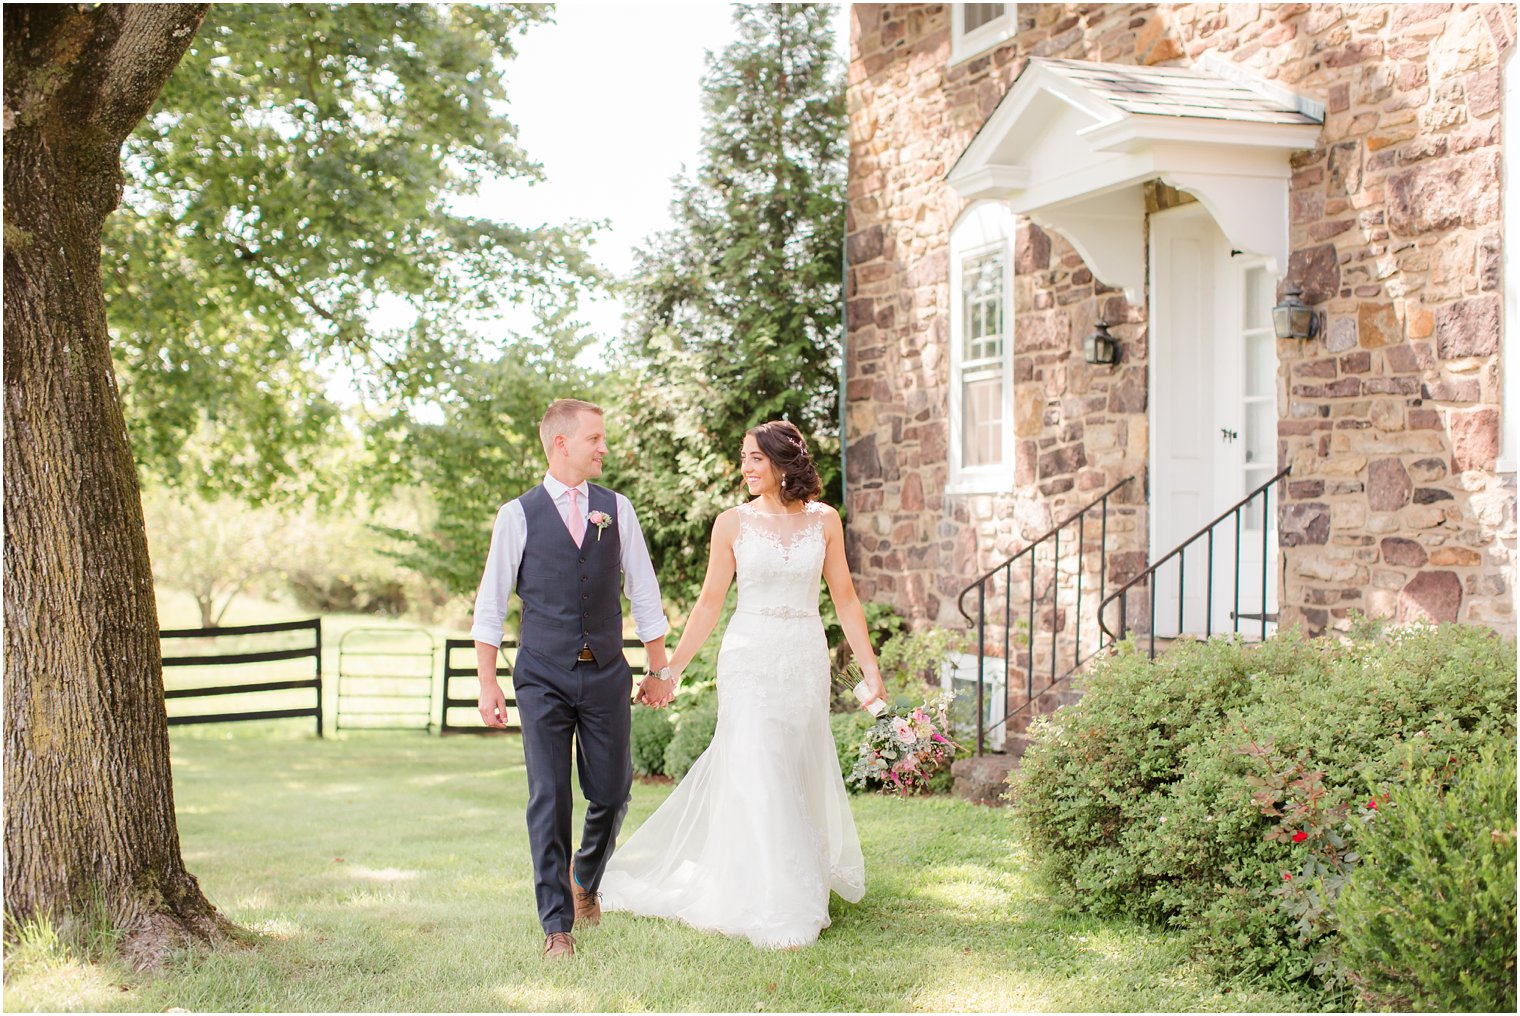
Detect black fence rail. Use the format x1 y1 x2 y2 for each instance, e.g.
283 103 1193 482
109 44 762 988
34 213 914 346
440 637 650 735
161 617 323 736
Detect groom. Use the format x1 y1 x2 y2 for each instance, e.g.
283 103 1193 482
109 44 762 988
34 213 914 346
472 398 676 960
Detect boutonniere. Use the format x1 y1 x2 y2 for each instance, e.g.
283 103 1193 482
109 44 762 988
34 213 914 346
586 510 613 541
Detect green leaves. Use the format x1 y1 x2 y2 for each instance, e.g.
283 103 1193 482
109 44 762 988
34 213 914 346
1336 740 1517 1011
608 3 846 604
368 305 601 596
1012 624 1517 1002
105 3 597 501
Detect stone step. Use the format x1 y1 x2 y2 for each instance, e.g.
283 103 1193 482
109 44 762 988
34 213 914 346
950 732 1038 805
950 752 1018 806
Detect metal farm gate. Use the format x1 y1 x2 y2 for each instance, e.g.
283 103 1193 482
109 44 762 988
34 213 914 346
335 627 436 732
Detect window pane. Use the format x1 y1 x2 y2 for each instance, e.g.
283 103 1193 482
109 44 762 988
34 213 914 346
963 372 1004 467
964 3 1007 33
1245 400 1274 467
963 252 1005 362
1244 266 1272 331
1246 329 1275 399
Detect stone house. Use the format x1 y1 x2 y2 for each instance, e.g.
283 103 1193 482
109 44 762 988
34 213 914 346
843 3 1517 747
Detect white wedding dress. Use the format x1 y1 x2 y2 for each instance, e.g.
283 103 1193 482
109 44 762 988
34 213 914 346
599 499 866 948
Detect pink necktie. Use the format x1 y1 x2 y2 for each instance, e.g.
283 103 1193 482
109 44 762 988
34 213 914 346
565 488 586 547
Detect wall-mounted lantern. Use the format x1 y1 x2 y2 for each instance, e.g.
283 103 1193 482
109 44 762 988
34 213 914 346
1272 284 1319 341
1084 321 1119 366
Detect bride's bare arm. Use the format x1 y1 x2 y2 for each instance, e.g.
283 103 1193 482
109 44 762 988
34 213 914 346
821 507 888 705
667 509 740 679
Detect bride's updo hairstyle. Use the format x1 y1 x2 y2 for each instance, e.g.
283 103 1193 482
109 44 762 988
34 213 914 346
748 420 823 506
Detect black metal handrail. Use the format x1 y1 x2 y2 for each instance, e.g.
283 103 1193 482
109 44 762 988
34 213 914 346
1098 464 1291 658
956 476 1134 755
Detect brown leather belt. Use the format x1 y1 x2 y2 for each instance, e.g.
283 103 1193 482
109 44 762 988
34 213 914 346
577 646 596 662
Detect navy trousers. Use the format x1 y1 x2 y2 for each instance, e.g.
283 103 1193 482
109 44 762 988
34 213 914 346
511 644 633 934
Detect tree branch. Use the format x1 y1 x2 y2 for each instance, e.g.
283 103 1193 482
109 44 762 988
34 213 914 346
230 240 406 385
3 4 209 151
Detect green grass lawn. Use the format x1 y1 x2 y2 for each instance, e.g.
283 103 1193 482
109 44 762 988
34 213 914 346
4 730 1316 1013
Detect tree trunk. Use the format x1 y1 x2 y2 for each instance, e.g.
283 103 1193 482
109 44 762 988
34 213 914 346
197 590 216 631
3 3 233 967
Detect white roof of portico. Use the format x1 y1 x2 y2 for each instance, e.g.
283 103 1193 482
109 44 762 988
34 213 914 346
947 57 1324 302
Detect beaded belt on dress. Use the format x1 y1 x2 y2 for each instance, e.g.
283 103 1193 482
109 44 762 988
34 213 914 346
736 605 820 620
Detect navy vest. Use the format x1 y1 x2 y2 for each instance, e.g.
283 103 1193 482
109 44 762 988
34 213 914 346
516 483 624 666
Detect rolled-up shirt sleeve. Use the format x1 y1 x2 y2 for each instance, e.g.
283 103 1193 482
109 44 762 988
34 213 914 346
470 501 527 647
616 493 670 643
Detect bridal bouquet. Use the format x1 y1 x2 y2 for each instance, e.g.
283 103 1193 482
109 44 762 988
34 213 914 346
843 684 960 797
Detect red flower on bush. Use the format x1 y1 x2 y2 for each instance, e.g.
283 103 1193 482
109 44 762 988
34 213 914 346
1367 798 1378 810
1291 830 1308 843
1282 872 1292 881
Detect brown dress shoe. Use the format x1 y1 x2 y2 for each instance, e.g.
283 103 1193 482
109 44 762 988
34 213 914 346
543 931 575 959
569 860 602 926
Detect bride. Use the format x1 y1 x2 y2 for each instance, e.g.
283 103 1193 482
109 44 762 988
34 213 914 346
598 420 888 949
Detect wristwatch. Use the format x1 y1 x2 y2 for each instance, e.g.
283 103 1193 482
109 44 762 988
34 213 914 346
654 666 678 686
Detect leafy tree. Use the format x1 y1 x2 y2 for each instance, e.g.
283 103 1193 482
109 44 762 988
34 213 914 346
142 485 287 629
3 2 583 960
370 305 602 596
105 2 598 502
607 3 847 603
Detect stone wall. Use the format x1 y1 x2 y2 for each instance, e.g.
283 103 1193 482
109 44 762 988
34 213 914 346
846 2 1516 642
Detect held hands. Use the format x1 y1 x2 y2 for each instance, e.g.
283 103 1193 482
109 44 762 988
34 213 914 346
635 667 678 709
478 678 509 729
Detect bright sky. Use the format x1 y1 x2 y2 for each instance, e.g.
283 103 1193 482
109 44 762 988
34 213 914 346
349 2 849 406
452 1 851 354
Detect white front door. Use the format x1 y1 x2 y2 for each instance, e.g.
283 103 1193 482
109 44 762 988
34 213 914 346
1149 204 1280 638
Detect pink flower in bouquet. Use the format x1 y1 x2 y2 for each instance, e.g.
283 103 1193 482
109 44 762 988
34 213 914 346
845 689 962 797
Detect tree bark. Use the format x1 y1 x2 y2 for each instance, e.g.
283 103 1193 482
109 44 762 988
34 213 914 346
3 3 232 966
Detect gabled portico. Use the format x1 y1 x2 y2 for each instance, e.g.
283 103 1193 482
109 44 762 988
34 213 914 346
946 57 1323 302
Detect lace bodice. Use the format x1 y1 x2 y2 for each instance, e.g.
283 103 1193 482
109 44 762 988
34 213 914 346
732 500 829 619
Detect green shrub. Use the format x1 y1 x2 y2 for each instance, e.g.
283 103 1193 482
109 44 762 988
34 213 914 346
288 572 409 615
663 697 719 781
630 704 675 777
1011 634 1289 918
829 711 874 786
824 599 908 699
1010 623 1517 1000
878 626 968 706
1336 739 1517 1012
848 599 909 653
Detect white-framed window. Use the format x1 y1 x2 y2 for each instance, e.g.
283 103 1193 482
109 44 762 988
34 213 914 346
940 652 1006 751
948 202 1016 493
950 3 1018 65
1501 43 1517 473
